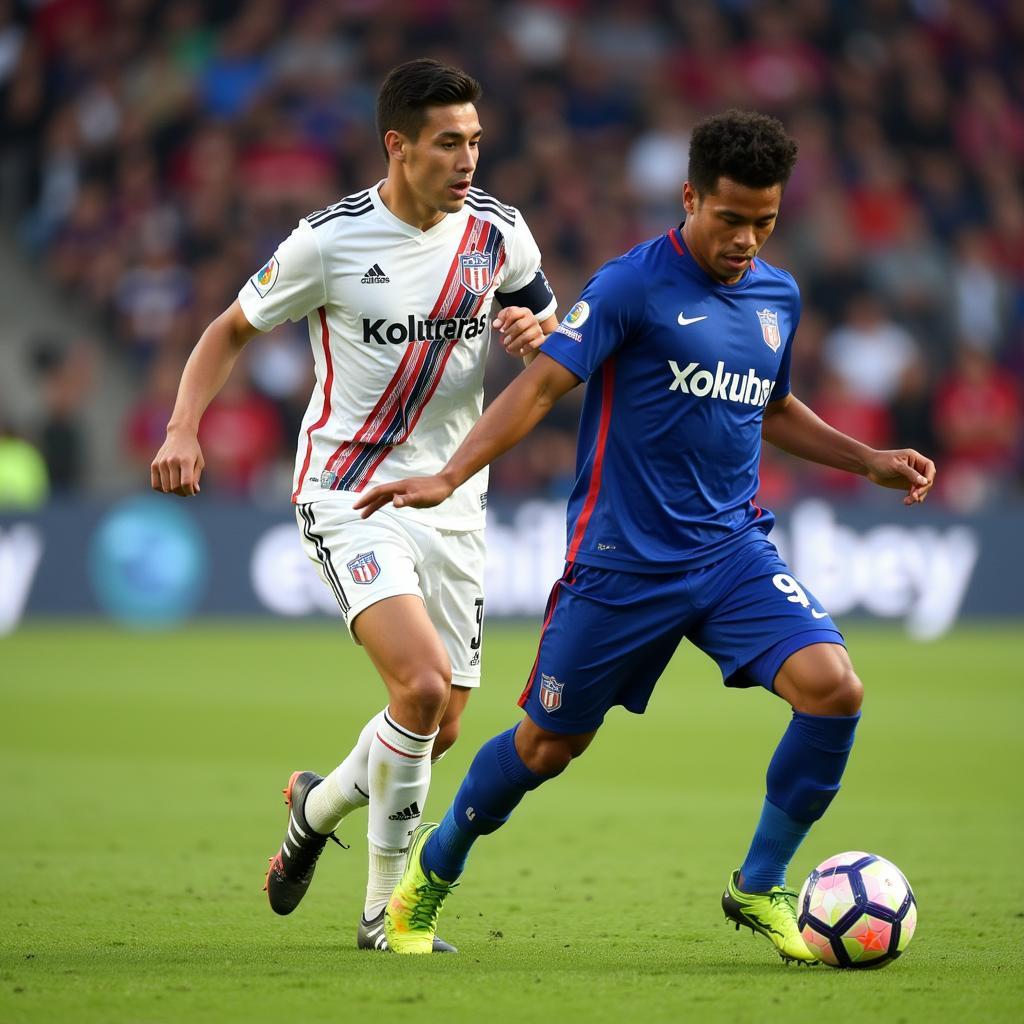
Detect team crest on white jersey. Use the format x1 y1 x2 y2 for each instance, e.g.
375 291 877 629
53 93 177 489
460 250 495 295
539 673 564 712
347 551 380 584
756 308 781 353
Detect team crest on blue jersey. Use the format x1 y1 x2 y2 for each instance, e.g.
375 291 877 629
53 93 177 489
460 250 495 296
539 673 564 712
757 308 781 353
347 551 380 585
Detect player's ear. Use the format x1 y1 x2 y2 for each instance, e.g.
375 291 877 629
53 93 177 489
682 182 697 215
384 129 406 163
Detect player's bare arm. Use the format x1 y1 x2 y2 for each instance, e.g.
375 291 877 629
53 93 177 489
151 300 260 497
762 393 936 506
354 352 579 517
493 309 560 361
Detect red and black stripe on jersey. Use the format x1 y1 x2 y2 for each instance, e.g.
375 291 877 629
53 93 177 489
324 215 507 492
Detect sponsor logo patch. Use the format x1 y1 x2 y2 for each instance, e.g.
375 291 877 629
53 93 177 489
757 308 782 352
667 359 776 407
460 249 495 295
250 256 280 297
362 313 487 345
539 672 564 712
361 263 390 284
347 550 380 584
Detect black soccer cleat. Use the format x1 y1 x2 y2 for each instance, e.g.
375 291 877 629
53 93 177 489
264 770 345 915
357 908 458 953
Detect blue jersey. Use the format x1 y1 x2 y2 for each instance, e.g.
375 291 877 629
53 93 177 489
540 227 800 572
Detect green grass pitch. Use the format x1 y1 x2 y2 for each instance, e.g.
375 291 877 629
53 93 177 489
2 622 1022 1023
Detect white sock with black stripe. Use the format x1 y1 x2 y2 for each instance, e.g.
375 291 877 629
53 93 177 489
305 712 449 837
364 710 436 918
304 710 383 834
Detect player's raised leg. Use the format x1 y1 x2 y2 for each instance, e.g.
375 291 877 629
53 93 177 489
724 641 862 964
385 718 596 953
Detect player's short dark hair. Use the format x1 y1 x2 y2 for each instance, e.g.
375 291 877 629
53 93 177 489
687 109 798 195
376 59 482 159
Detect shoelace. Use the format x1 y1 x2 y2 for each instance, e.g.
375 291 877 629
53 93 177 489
768 888 800 923
407 877 458 931
290 830 349 881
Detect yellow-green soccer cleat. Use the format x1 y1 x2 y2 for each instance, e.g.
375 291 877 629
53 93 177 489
722 870 818 965
384 823 457 954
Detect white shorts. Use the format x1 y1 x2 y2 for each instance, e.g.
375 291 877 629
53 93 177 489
295 498 486 686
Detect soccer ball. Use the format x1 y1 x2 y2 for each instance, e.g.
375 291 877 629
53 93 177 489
798 851 917 968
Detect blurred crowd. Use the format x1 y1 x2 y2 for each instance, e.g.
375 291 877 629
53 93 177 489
1 0 1023 512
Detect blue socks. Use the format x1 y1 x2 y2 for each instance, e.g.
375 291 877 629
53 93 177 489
422 726 548 882
421 711 859 892
739 710 860 893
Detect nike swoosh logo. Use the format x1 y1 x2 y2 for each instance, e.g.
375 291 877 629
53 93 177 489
678 314 708 326
811 609 829 619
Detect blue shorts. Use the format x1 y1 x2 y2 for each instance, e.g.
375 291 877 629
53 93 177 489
518 535 845 735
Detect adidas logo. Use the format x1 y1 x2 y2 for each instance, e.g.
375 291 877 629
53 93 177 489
388 800 420 822
361 263 390 284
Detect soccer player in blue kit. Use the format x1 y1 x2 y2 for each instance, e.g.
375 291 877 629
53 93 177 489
353 110 937 962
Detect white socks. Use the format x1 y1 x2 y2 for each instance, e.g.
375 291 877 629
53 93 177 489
364 710 436 918
303 706 438 920
303 710 383 833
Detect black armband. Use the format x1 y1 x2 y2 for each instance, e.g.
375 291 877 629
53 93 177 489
494 270 555 315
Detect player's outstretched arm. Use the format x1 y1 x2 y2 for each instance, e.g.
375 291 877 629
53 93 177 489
354 353 580 517
151 300 260 497
763 393 936 506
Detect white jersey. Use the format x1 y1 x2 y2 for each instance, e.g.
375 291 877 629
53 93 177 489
238 182 556 530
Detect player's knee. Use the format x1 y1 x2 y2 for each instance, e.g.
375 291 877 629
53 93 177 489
395 667 452 722
778 645 863 717
817 665 863 716
518 732 589 777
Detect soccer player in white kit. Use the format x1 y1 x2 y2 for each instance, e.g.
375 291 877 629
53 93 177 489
150 59 558 951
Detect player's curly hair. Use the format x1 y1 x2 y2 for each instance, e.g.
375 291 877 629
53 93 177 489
687 110 798 194
376 59 482 159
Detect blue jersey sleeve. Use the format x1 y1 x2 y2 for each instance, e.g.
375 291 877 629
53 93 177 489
769 290 801 403
540 259 645 381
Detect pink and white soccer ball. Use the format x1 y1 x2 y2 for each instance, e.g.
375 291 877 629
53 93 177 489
798 851 917 968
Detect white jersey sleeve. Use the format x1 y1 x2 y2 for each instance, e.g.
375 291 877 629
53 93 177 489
495 211 557 320
238 220 326 331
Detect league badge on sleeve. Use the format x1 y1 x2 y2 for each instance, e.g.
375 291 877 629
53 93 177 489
756 308 781 353
539 673 564 712
346 551 380 585
460 250 495 296
555 300 590 343
251 256 280 298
